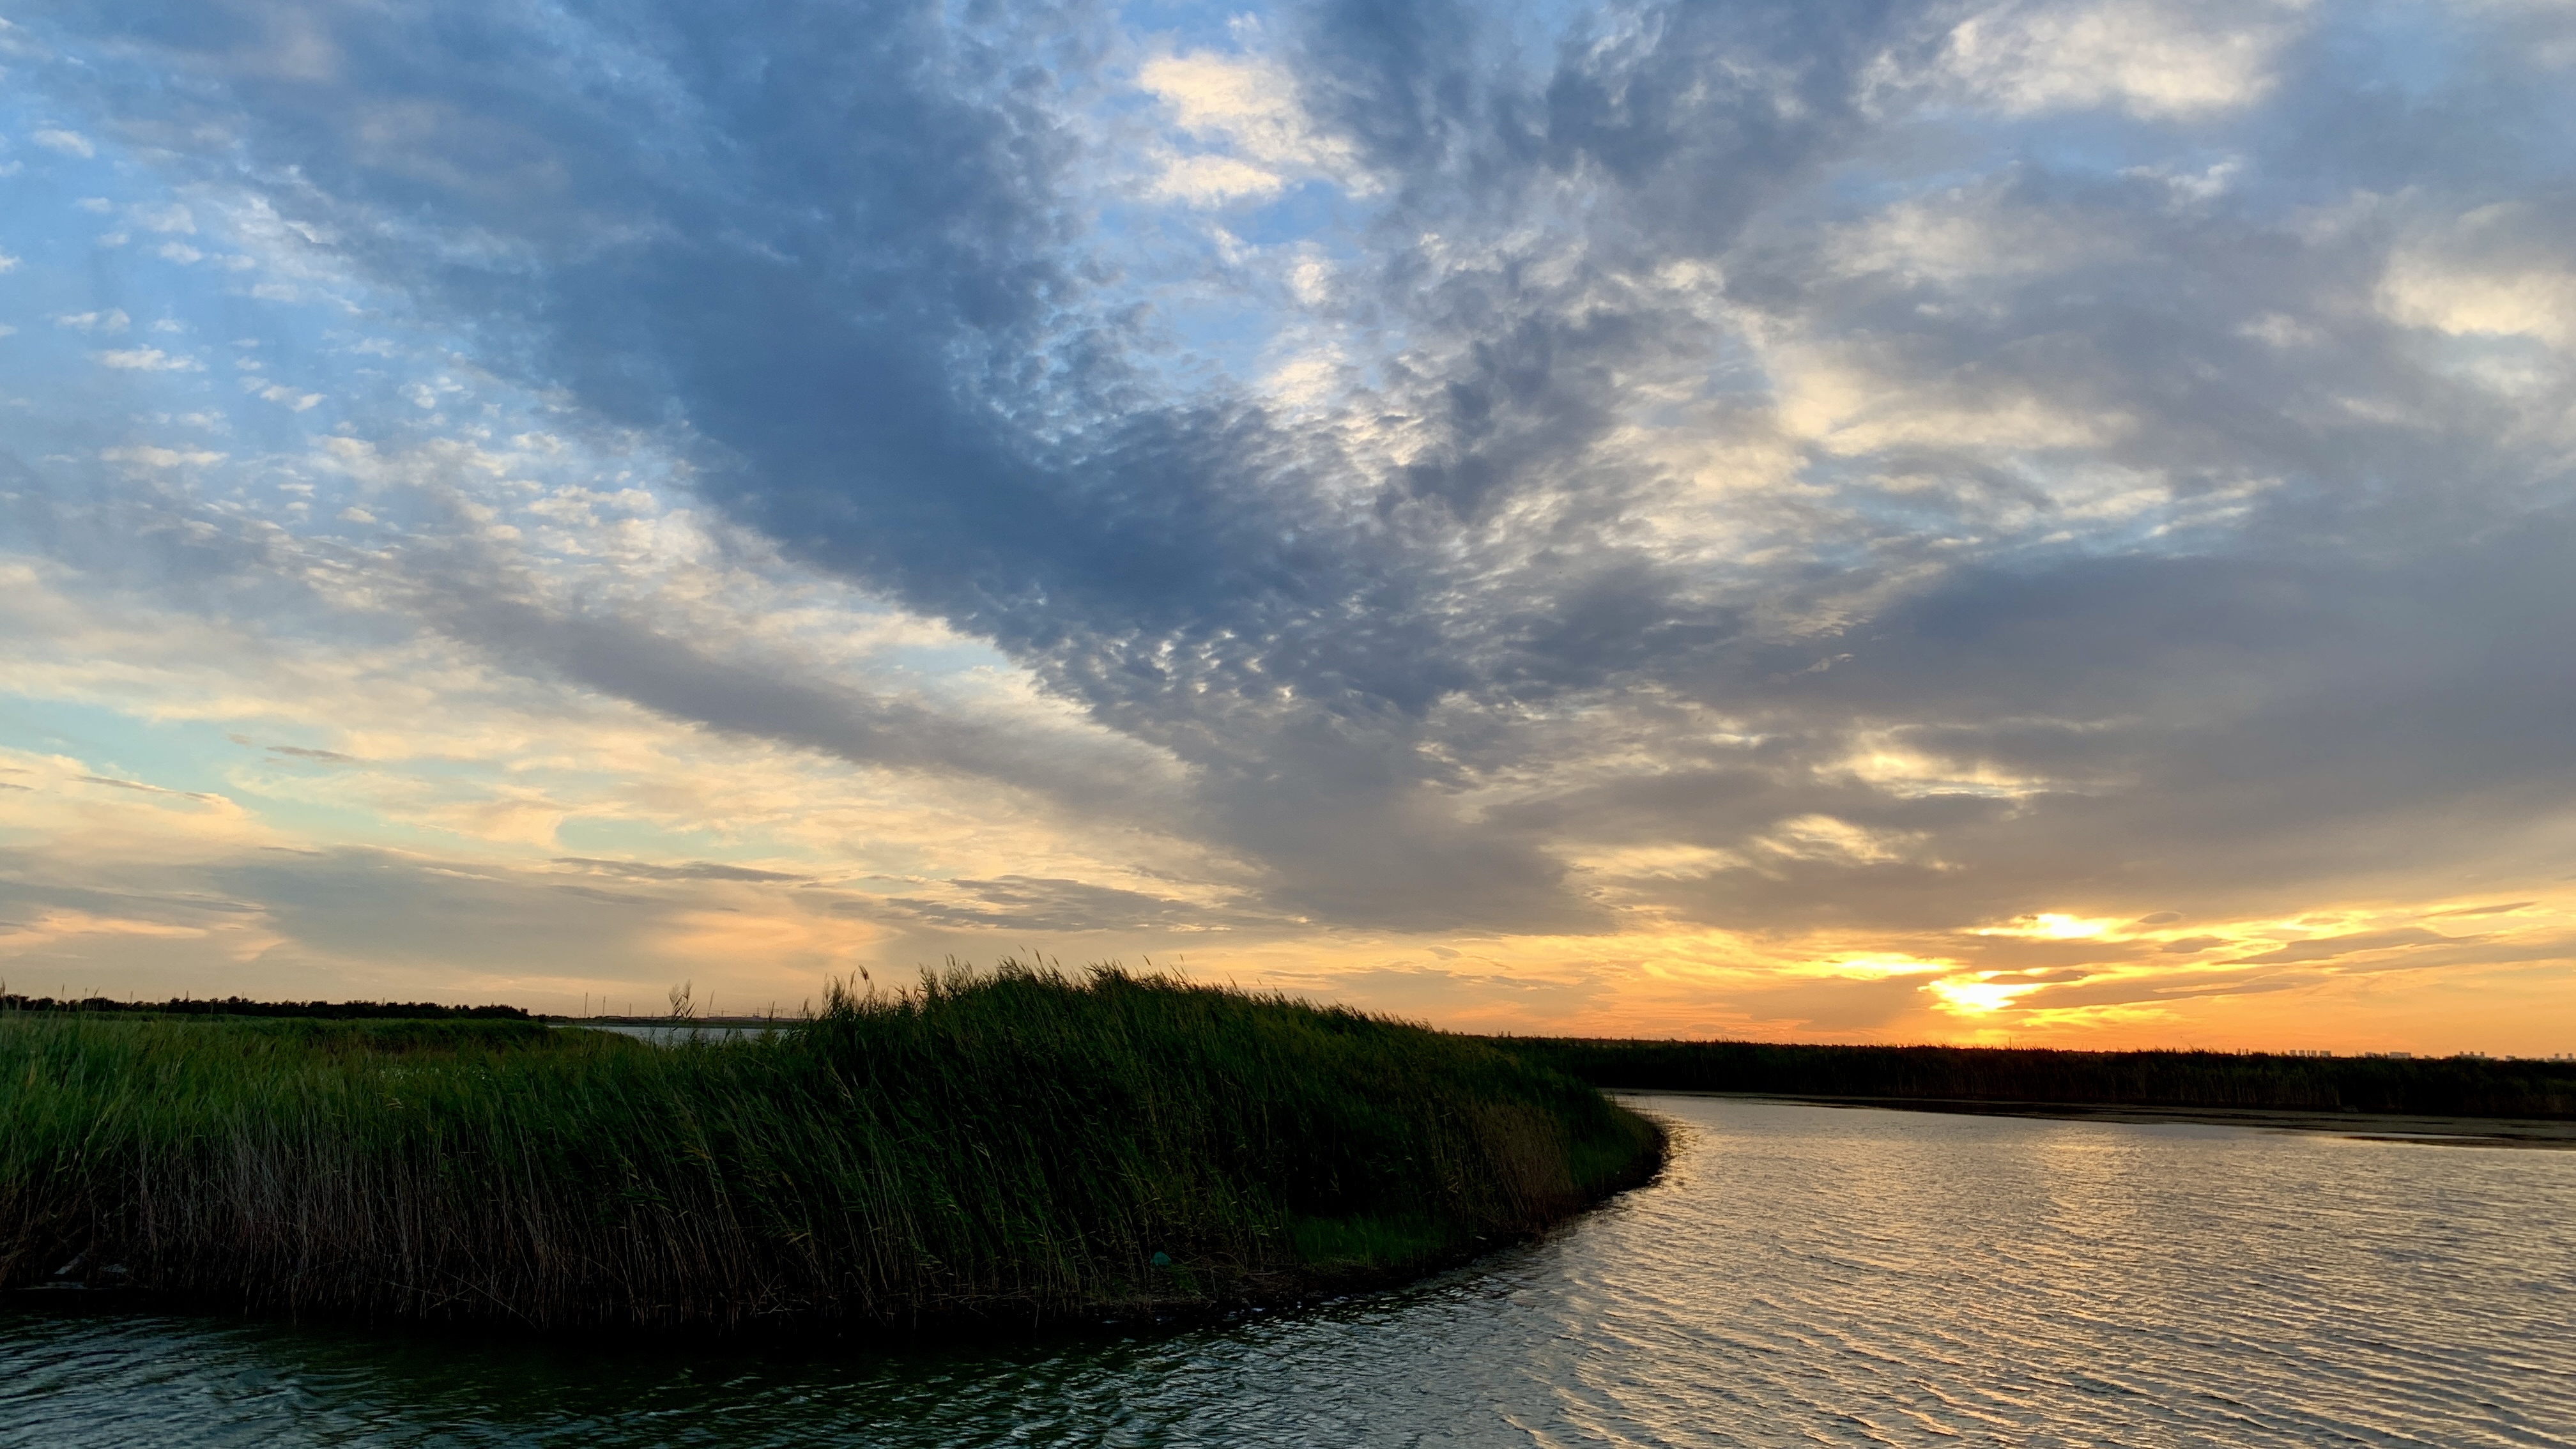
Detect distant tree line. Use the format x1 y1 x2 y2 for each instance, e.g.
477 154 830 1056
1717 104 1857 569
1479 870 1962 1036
1491 1038 2576 1119
0 993 530 1022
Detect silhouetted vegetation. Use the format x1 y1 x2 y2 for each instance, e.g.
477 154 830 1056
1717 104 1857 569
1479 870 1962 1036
2 966 1659 1330
0 993 531 1020
1492 1038 2576 1119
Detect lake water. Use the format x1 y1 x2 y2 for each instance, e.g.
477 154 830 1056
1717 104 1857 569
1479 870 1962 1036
6 1096 2572 1447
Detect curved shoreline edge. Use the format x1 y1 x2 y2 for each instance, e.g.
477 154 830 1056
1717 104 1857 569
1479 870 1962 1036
2 970 1667 1333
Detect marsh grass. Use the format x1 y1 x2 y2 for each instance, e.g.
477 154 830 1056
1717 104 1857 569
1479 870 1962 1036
1 965 1658 1330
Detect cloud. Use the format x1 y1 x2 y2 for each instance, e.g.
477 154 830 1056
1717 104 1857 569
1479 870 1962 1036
31 127 93 157
1138 47 1367 203
95 348 204 372
1 0 2573 1044
861 874 1266 933
553 857 808 884
1922 0 2308 118
252 381 325 410
55 309 130 333
2426 901 2535 919
73 774 226 803
0 908 210 956
263 744 356 763
2381 202 2576 349
2225 928 2457 966
395 571 1184 822
98 445 225 468
1147 152 1292 205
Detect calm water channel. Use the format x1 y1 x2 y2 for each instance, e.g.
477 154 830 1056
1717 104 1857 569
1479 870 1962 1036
5 1096 2572 1447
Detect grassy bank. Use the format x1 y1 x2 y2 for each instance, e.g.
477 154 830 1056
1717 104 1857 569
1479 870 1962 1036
1 967 1659 1330
1494 1038 2576 1119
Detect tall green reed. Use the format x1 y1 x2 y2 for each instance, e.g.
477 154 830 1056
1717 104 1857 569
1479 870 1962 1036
1 965 1657 1329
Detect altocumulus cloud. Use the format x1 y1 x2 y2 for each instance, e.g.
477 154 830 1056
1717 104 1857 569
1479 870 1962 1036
1 0 2573 1047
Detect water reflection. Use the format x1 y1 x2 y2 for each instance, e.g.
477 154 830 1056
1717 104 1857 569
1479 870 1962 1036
558 1022 790 1045
5 1098 2571 1447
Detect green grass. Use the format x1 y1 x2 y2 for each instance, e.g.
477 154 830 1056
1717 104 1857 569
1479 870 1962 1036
1492 1038 2576 1118
0 965 1660 1330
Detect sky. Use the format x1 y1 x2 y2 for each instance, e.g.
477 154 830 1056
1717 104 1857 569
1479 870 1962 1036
1 0 2573 1052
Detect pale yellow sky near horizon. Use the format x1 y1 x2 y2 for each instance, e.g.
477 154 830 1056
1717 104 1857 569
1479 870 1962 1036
8 714 2572 1055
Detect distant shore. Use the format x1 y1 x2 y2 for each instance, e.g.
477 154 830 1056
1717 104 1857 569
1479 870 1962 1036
1618 1089 2576 1148
1496 1037 2576 1133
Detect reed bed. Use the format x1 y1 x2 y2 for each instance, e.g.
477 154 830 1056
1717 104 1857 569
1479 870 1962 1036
1496 1038 2576 1118
1 965 1659 1330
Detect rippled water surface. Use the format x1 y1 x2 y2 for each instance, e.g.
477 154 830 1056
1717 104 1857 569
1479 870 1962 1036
7 1097 2572 1447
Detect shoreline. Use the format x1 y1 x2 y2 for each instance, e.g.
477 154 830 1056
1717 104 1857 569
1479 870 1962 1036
1625 1089 2576 1148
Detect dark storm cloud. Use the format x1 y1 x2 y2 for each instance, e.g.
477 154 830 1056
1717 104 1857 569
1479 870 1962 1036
15 0 2576 945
